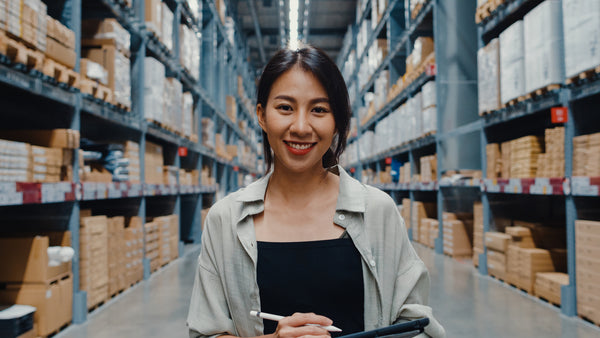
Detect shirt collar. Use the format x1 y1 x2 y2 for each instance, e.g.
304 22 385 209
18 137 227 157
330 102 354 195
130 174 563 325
235 165 366 213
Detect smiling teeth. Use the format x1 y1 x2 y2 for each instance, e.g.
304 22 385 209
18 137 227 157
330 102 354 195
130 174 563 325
288 142 313 150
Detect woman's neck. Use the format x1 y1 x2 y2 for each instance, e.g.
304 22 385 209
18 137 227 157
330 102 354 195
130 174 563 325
267 164 335 204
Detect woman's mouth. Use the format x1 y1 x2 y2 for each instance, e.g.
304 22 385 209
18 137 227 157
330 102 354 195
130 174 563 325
284 141 316 155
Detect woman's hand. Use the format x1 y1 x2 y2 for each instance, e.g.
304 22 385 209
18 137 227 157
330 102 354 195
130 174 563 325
273 312 333 338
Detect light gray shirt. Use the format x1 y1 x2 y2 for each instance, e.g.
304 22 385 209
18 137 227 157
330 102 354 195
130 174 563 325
187 166 445 338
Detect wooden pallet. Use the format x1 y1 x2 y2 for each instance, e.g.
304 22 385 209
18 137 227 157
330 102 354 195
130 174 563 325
80 78 113 102
111 100 132 112
475 1 492 24
566 65 600 85
0 31 44 71
524 84 561 100
536 295 560 307
109 287 126 300
42 58 80 88
579 314 600 328
88 299 106 312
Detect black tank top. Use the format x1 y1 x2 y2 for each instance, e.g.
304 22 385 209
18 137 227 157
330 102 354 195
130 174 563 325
257 237 364 337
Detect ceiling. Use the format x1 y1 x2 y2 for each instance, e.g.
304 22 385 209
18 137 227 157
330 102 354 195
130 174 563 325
233 0 358 72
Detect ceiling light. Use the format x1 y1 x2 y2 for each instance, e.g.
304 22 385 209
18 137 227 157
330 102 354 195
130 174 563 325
288 0 299 50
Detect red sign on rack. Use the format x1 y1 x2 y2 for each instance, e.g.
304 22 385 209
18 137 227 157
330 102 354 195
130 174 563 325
426 63 437 76
385 157 392 165
551 107 568 124
178 147 188 157
233 166 239 172
350 167 356 173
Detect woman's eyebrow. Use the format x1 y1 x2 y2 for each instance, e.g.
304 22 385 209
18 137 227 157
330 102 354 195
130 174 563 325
273 95 329 104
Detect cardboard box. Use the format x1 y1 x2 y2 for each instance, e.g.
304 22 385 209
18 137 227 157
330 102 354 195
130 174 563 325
81 18 130 54
45 38 76 69
0 232 71 283
0 274 73 337
0 129 79 149
82 45 131 108
485 232 511 253
145 0 162 37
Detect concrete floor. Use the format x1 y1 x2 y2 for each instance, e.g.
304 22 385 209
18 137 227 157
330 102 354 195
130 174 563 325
56 243 600 338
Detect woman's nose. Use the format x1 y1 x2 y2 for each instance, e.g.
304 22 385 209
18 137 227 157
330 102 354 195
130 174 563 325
289 111 311 135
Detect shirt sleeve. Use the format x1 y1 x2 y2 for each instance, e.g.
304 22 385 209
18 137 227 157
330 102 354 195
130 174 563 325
389 203 446 338
187 210 237 338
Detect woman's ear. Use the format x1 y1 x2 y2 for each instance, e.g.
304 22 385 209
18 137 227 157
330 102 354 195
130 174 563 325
257 104 267 132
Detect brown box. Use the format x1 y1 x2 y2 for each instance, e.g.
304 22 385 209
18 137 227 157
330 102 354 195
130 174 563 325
0 129 79 149
46 17 75 50
145 0 162 36
485 232 511 253
82 45 128 101
226 95 237 122
0 274 73 337
443 220 472 257
46 38 76 69
534 272 568 305
0 232 71 283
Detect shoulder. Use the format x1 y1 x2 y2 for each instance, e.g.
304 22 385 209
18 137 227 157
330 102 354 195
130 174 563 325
363 184 398 210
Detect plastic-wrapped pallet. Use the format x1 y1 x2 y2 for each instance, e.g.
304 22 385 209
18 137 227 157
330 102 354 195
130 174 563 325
477 38 501 114
422 106 437 136
408 92 423 138
201 118 215 150
182 92 195 140
500 20 525 103
164 78 183 133
374 70 389 111
524 0 565 94
179 24 200 80
562 0 600 79
161 2 173 51
421 80 436 109
185 0 200 19
144 57 166 123
359 131 375 161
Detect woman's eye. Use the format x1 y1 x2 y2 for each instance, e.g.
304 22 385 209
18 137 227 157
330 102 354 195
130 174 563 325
313 107 329 113
276 105 292 111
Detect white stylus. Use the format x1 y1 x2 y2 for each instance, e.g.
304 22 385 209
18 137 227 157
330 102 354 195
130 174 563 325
250 310 342 332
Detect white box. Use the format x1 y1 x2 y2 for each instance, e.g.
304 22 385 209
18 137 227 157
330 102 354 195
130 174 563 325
421 80 436 109
161 2 174 51
562 0 600 78
524 0 565 93
477 38 501 113
500 20 525 103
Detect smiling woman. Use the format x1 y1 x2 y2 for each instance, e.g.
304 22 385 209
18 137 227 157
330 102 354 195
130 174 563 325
187 45 445 338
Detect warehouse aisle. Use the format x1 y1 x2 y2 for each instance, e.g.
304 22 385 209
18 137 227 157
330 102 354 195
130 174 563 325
56 243 600 338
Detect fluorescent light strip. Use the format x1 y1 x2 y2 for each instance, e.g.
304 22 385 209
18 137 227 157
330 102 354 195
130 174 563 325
289 0 299 49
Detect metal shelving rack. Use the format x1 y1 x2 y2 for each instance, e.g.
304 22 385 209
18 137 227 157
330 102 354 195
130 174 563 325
340 0 479 248
0 0 261 325
340 0 600 321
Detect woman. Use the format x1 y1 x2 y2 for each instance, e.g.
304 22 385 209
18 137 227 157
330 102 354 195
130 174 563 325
188 45 445 338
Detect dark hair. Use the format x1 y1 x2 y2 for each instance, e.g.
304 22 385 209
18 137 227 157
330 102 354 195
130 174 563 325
256 45 351 173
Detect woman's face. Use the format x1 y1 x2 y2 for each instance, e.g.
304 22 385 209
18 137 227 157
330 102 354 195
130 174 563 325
257 66 336 174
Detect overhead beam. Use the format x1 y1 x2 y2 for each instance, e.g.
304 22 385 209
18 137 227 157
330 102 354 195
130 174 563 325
248 0 267 64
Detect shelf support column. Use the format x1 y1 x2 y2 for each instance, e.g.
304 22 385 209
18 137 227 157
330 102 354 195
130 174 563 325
562 89 576 316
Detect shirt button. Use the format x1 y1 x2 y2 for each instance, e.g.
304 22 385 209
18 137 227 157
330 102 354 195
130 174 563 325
338 214 346 220
370 260 376 267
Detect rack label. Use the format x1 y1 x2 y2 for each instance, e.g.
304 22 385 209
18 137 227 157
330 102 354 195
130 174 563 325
551 107 568 124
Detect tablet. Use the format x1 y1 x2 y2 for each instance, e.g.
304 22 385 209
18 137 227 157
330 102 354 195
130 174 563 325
337 318 429 338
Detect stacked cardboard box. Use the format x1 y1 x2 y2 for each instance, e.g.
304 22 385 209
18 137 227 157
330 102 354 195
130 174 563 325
144 141 164 185
537 127 565 178
443 212 473 258
108 217 127 296
46 16 76 70
473 202 484 267
145 0 162 37
412 201 436 244
226 95 237 123
0 232 73 337
6 0 47 51
79 213 109 310
534 272 568 306
486 143 502 178
121 141 140 183
399 162 411 184
575 220 600 324
517 248 566 293
124 217 144 286
154 216 172 266
82 19 131 109
401 199 411 230
510 135 543 178
418 218 430 246
179 169 200 186
420 155 437 182
0 138 68 183
573 134 589 176
505 226 536 285
587 133 600 177
164 78 183 133
201 165 215 186
485 232 511 279
501 141 511 178
0 129 80 149
163 165 178 185
144 221 160 272
170 215 180 260
0 139 30 182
